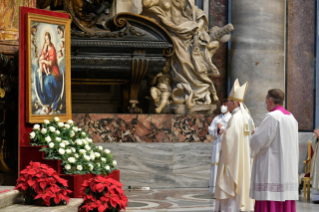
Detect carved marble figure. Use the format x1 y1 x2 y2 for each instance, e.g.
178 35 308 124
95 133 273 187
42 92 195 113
142 0 233 113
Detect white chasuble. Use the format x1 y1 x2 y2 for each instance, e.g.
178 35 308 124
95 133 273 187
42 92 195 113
214 108 254 211
208 112 232 193
250 110 299 201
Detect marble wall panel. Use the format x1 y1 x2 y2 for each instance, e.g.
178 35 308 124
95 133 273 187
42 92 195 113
99 143 212 188
73 114 216 143
73 114 172 143
230 0 286 126
287 0 315 131
172 115 214 143
209 0 229 100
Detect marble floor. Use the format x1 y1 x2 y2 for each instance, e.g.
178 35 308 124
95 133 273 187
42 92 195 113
124 188 319 212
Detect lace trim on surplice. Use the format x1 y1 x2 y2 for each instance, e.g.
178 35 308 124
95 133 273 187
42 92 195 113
252 183 298 192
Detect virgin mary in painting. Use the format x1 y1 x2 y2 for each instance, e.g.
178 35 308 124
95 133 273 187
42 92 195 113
35 32 63 114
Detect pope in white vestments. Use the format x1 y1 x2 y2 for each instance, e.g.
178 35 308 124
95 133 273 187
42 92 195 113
208 100 232 193
214 79 254 212
250 89 299 212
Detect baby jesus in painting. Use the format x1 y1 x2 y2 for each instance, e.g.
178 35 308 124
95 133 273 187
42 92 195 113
39 44 50 76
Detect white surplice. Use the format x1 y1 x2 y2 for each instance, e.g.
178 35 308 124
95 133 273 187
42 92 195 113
214 107 254 212
208 112 232 193
250 110 299 201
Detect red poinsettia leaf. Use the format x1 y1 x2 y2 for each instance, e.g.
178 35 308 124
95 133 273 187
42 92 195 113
54 194 61 205
21 183 29 191
95 183 105 193
40 181 47 190
108 178 123 187
98 204 107 212
46 168 56 176
34 193 44 200
20 169 28 174
27 169 36 175
27 179 36 187
110 198 118 208
50 184 61 193
32 162 41 168
62 195 70 203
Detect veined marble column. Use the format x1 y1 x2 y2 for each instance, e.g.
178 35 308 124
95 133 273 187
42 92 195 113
229 0 286 125
287 0 315 131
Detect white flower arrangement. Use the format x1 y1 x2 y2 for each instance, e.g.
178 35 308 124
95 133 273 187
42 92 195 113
77 165 83 171
49 126 56 132
30 132 36 139
45 136 51 143
68 157 76 163
58 148 65 155
65 164 71 170
33 124 40 131
29 117 118 175
41 128 47 134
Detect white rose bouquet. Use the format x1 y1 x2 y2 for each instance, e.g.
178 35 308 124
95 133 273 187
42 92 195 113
29 117 117 175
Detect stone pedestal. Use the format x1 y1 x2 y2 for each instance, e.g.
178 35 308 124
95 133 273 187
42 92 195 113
229 0 286 126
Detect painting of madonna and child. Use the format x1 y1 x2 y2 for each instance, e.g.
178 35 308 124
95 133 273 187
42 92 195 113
26 14 72 123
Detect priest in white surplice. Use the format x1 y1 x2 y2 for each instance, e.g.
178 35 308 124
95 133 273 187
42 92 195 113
250 89 299 212
208 99 232 193
214 79 254 212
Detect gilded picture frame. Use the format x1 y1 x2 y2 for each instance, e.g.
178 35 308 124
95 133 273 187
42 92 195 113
26 13 72 123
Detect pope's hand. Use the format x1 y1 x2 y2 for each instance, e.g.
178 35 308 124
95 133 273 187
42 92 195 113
219 129 225 135
314 129 319 139
217 123 223 129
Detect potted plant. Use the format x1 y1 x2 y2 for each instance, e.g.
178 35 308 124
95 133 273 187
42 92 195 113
24 117 120 197
79 175 128 212
15 161 72 206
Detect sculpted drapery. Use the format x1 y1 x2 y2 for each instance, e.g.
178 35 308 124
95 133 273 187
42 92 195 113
142 0 221 109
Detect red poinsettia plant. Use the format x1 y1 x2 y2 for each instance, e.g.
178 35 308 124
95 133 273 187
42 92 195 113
15 161 72 206
79 175 128 212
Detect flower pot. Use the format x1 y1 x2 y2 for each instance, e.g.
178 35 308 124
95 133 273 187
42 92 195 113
20 145 120 198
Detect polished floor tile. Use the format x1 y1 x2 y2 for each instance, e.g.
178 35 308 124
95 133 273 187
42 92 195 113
123 188 319 211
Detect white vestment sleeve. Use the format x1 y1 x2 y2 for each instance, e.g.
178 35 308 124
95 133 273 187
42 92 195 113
250 114 278 157
208 116 219 138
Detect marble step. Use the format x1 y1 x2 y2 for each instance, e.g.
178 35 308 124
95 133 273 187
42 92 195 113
0 187 23 209
0 198 84 212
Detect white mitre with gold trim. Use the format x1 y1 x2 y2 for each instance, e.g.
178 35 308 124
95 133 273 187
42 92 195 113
228 79 254 136
228 79 248 103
